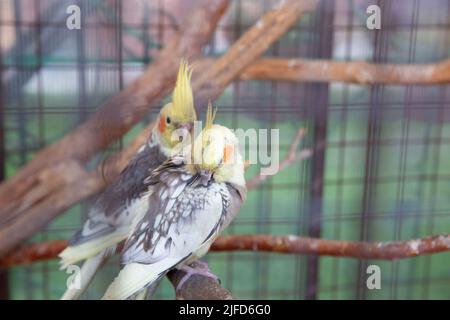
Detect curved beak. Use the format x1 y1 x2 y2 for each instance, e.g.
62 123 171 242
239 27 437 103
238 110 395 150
173 122 193 144
177 122 193 132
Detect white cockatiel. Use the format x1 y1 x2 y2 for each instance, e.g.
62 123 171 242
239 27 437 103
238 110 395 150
59 61 197 299
102 106 247 300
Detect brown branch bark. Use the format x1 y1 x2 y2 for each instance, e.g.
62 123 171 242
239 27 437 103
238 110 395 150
0 240 69 267
167 261 234 300
235 58 450 84
0 0 230 257
192 0 319 107
1 233 449 267
212 234 450 259
1 0 228 186
2 233 448 300
0 0 319 257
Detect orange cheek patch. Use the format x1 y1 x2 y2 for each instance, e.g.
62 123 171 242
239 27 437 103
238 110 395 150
244 160 250 170
223 145 234 164
158 116 166 133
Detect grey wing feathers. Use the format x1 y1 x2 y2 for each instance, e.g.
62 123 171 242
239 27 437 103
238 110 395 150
69 143 166 246
96 143 166 216
221 182 246 229
121 161 246 270
68 219 115 246
122 156 191 263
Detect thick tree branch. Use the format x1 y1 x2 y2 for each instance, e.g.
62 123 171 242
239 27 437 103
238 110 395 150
1 0 228 186
0 0 230 257
1 234 449 267
195 58 450 85
192 0 319 106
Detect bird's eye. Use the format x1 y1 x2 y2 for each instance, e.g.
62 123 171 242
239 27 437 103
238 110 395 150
166 116 171 124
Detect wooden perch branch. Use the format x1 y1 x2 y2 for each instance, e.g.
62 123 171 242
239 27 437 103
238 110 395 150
168 261 234 300
1 234 449 267
236 58 450 85
212 234 450 259
4 233 447 300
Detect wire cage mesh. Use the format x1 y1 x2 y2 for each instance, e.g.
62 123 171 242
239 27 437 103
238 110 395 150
0 0 449 299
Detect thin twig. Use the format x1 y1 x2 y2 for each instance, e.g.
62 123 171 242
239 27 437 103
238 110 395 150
246 128 312 189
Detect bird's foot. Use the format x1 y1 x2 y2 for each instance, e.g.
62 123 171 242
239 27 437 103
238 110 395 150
176 260 220 291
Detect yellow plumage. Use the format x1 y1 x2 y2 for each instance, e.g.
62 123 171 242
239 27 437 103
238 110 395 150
171 60 196 121
188 101 217 170
205 100 217 130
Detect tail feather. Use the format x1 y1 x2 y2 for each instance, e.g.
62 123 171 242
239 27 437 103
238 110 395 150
132 280 161 300
59 228 129 268
132 288 148 300
60 253 105 300
102 259 177 300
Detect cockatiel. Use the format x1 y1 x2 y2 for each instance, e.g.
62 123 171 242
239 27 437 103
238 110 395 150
59 61 197 300
102 105 247 300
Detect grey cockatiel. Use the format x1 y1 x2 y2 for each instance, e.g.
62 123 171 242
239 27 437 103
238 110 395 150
102 107 247 300
59 61 197 299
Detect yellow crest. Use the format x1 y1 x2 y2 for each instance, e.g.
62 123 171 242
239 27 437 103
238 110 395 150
205 100 217 131
171 60 196 120
188 101 217 171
